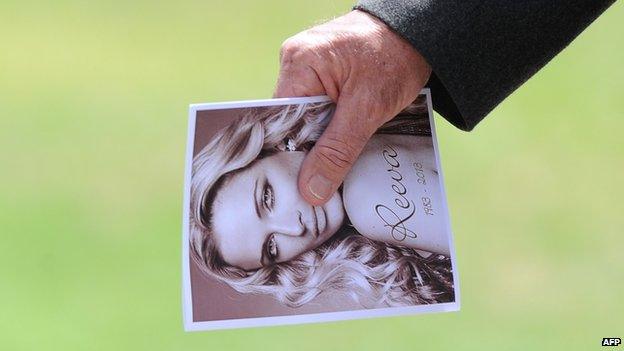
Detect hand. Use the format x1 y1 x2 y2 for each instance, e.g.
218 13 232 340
274 10 431 205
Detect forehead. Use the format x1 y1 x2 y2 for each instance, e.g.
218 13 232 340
211 162 264 269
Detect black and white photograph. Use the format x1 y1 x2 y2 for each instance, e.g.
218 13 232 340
182 90 459 330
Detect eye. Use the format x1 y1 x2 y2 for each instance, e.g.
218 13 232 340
262 182 274 210
267 234 278 261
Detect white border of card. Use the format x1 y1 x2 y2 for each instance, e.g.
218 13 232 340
182 89 460 331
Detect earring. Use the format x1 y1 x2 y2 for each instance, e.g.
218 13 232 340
277 138 298 152
286 138 297 152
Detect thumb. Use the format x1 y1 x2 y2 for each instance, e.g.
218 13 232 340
298 97 375 205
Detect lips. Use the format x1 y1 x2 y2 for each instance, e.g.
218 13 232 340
311 206 319 238
311 206 328 238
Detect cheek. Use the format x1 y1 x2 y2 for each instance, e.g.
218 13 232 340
273 151 305 179
278 237 316 262
273 162 304 201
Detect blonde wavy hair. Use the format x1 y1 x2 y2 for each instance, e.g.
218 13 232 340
190 98 454 308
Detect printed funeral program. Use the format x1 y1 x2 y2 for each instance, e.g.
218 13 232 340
182 89 459 331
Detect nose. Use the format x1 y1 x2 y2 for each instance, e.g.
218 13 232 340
271 210 305 237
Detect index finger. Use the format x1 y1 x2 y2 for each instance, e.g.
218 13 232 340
273 64 326 98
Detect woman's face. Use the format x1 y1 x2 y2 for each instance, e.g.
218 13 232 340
211 151 345 270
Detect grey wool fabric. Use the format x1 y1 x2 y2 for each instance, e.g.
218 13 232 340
355 0 616 131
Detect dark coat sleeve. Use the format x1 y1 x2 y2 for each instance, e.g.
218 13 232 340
354 0 616 131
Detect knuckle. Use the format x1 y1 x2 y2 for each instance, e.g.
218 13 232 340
314 135 361 173
279 38 295 58
280 37 308 64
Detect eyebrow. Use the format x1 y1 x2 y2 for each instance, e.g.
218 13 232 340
252 178 268 267
253 178 261 219
254 177 270 267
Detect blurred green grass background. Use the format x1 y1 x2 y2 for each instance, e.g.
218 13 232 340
0 1 622 350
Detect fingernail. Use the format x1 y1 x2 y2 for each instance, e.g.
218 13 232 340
308 174 333 201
